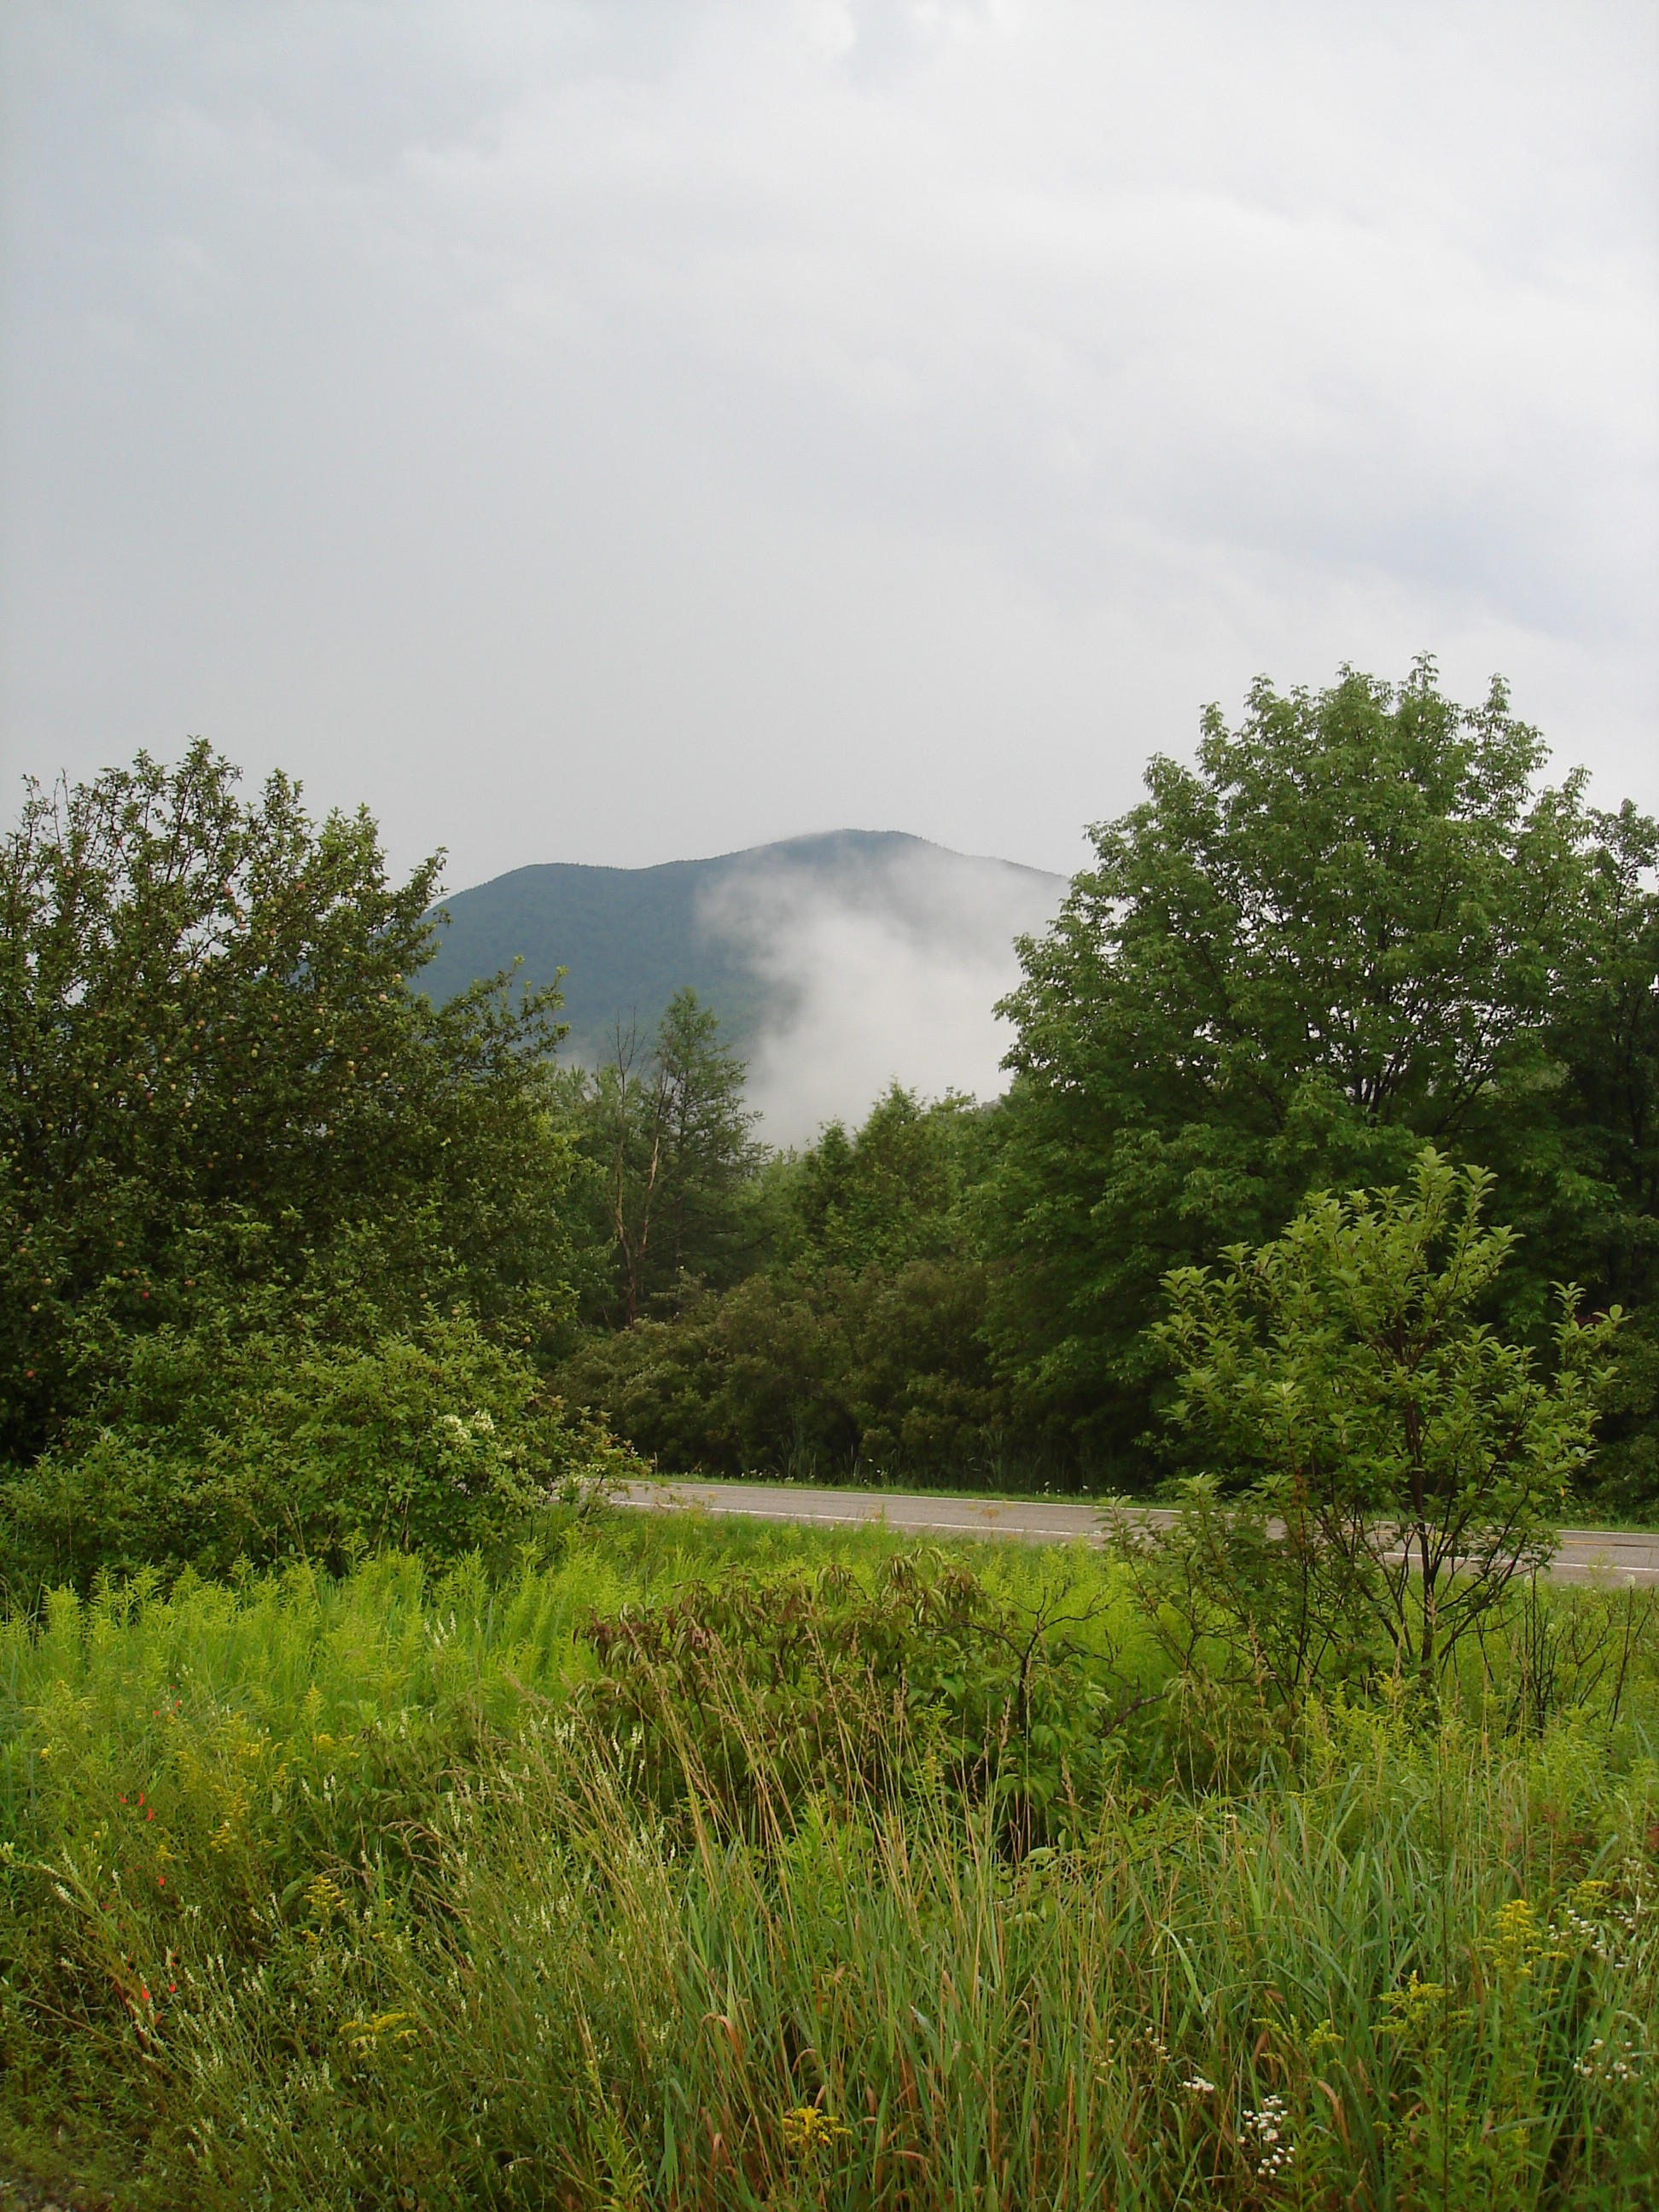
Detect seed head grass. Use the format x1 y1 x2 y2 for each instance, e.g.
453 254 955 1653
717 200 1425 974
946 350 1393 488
2 1516 1656 2207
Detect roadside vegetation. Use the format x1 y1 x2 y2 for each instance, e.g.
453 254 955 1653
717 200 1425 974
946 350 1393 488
2 661 1658 2203
556 662 1659 1510
4 661 1657 1540
4 1513 1657 2209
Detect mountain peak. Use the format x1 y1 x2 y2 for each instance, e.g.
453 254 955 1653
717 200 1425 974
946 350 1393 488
419 833 1066 1135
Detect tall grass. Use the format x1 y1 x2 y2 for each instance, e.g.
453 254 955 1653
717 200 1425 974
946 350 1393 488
3 1520 1656 2209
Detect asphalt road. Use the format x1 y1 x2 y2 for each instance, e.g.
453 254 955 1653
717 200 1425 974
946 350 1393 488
618 1480 1659 1586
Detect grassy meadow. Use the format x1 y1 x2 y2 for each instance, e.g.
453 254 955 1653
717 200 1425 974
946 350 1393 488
3 1507 1656 2211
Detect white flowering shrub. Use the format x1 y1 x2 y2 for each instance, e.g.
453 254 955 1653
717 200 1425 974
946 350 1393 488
3 1313 638 1580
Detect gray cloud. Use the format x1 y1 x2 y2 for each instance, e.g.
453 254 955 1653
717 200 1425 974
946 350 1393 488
3 0 1655 920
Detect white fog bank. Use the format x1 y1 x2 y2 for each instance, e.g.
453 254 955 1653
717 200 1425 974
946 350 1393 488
698 841 1065 1144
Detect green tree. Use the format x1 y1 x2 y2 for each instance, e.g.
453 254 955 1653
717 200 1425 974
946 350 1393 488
1131 1150 1617 1700
984 661 1606 1462
1540 801 1659 1299
573 987 760 1324
777 1082 987 1274
0 745 584 1462
556 1254 1008 1487
836 1256 1007 1479
558 1080 1013 1485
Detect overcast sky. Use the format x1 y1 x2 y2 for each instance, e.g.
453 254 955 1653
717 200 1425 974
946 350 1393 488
3 0 1655 894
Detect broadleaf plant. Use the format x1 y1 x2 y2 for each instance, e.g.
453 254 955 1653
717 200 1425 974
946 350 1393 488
1125 1149 1620 1700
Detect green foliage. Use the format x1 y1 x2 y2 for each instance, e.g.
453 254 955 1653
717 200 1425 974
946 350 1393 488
583 1549 1130 1846
1 1313 634 1587
2 1526 1656 2209
983 661 1643 1461
0 746 585 1469
1541 798 1659 1304
1133 1150 1618 1696
771 1081 989 1274
560 1272 859 1478
558 1085 1015 1483
1592 1311 1659 1516
837 1254 1008 1475
562 987 761 1324
558 1254 1008 1484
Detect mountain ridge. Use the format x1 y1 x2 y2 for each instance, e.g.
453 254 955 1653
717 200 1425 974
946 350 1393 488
418 829 1066 1068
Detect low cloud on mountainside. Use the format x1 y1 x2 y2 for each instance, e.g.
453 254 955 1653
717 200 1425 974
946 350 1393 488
698 841 1063 1144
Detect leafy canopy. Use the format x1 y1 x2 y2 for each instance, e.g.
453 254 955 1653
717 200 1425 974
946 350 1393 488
776 1081 987 1276
985 661 1610 1454
0 744 583 1464
562 987 760 1324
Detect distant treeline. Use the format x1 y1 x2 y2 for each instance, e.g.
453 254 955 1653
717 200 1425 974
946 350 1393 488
3 659 1656 1584
554 660 1659 1504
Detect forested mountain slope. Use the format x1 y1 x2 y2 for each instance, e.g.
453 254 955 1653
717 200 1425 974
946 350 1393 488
420 830 1065 1064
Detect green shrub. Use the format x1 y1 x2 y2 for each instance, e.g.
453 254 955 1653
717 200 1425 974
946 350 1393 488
0 1313 633 1587
1138 1150 1618 1700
